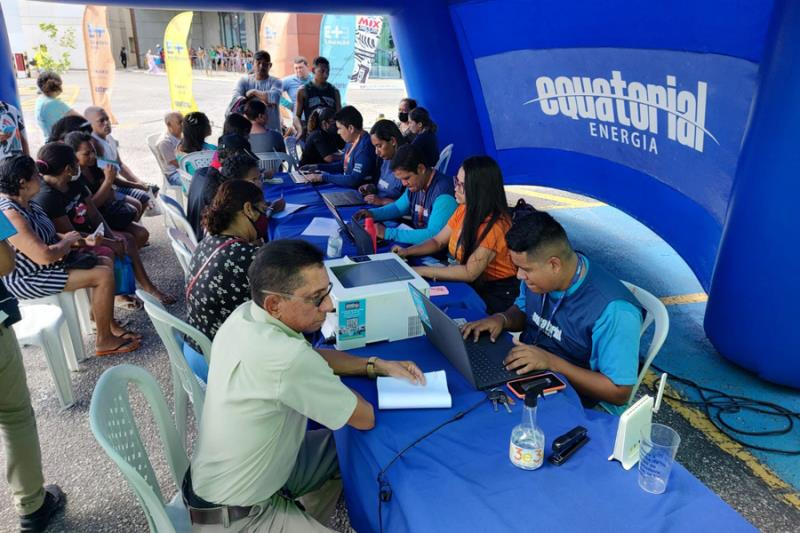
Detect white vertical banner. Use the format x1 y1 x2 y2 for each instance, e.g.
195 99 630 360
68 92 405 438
350 16 383 84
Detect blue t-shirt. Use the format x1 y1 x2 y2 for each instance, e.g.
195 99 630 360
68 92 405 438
35 96 71 139
513 257 642 389
281 74 312 107
377 159 404 199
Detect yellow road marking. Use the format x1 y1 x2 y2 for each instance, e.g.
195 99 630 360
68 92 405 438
19 85 80 110
660 293 708 305
641 371 800 510
505 186 605 209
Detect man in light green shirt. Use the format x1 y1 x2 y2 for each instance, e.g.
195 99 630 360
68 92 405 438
186 240 424 532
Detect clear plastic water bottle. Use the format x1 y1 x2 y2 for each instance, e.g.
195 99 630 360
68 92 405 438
327 232 343 258
509 384 546 470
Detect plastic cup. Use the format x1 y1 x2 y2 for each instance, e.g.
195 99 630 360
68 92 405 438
638 423 681 494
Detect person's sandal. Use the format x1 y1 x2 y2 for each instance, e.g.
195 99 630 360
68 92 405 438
20 485 66 532
96 338 141 357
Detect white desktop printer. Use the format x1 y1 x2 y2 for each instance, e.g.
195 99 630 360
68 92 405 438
323 253 430 350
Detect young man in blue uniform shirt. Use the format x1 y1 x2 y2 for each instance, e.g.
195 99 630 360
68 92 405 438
305 106 378 188
463 211 643 408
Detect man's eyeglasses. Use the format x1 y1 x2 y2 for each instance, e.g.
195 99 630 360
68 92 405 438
261 282 333 308
453 176 465 191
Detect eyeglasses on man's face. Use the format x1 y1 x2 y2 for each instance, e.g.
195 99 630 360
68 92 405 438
261 282 333 308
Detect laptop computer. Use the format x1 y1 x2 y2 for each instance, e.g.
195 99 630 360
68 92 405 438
290 169 312 184
321 194 374 256
408 283 529 390
322 190 366 207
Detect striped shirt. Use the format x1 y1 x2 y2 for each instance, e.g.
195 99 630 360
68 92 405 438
0 197 69 300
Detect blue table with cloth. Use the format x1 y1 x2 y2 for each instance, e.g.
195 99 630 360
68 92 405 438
262 174 486 313
263 175 753 531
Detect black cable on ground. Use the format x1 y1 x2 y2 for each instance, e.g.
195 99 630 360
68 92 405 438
650 363 800 455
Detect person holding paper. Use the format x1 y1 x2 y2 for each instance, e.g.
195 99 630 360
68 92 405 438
185 240 424 531
461 211 643 408
33 142 174 306
358 120 407 206
355 144 457 245
0 155 140 356
0 210 67 532
392 156 517 313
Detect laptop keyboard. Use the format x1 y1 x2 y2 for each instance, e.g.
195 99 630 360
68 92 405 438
466 342 513 387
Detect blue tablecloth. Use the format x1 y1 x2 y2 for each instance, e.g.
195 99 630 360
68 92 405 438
337 330 755 533
262 175 486 314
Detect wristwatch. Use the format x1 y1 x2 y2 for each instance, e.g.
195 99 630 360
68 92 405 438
366 356 378 379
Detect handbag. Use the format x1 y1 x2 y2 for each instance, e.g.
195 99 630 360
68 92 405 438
62 250 98 270
113 256 136 295
185 238 243 299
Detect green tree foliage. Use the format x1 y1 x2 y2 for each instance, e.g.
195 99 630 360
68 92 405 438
32 23 77 74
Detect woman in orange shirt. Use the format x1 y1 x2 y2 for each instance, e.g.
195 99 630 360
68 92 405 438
392 156 518 313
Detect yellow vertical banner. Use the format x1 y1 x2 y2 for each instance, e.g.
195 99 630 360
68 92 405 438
259 13 299 77
82 6 117 123
164 11 197 113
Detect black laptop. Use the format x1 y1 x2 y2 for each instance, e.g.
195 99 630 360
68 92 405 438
322 190 366 207
408 284 529 390
321 194 374 256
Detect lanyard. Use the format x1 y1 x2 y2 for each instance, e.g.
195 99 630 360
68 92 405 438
343 133 362 169
531 254 584 346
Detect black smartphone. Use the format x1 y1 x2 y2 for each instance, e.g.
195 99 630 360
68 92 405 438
350 255 372 263
506 372 567 399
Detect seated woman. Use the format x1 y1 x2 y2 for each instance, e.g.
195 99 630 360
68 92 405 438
0 154 140 356
35 71 83 139
47 114 92 143
409 107 440 168
184 180 264 382
392 156 517 313
33 142 174 305
176 112 216 175
359 119 406 206
355 144 457 245
397 97 417 142
243 99 286 154
303 106 378 188
298 107 343 167
209 113 252 170
65 132 148 246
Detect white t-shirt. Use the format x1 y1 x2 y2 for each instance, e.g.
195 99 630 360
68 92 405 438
192 301 357 506
92 132 119 163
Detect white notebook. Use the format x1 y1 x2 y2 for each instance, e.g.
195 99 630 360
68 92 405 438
377 370 452 410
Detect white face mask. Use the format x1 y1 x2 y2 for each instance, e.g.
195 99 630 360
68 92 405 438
70 166 81 182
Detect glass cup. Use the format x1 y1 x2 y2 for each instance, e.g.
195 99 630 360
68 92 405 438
638 423 681 494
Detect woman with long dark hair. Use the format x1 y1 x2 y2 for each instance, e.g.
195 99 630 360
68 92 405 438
409 107 439 168
392 156 517 313
176 112 216 174
358 119 406 206
299 107 344 166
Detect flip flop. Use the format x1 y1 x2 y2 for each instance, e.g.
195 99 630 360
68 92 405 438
115 296 143 311
96 338 140 357
119 330 143 341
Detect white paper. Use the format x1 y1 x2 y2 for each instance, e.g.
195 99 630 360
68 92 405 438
377 370 452 410
395 223 414 232
271 203 305 219
90 223 104 240
301 217 340 237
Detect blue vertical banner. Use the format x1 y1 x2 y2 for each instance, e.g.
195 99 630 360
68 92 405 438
319 14 355 104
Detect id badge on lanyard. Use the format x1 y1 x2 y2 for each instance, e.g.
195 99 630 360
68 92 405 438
531 255 584 346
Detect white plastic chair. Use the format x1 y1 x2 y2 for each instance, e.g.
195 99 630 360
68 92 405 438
162 202 198 251
148 132 185 207
179 150 215 174
284 136 303 168
255 151 294 174
13 305 76 408
177 169 192 195
434 143 454 175
622 281 670 404
90 364 191 532
20 290 90 365
167 228 194 282
137 290 211 446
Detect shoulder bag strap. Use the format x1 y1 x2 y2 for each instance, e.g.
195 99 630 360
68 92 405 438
185 238 244 300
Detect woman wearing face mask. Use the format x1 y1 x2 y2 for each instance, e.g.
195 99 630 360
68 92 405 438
299 107 344 167
184 180 265 382
392 156 517 314
33 142 175 306
0 154 140 356
397 97 417 142
217 153 284 241
358 119 407 206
